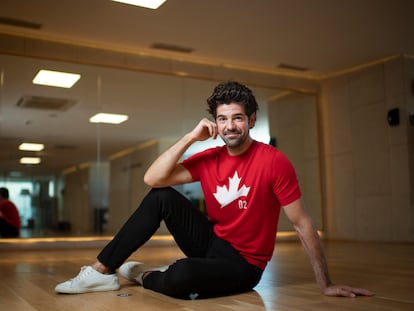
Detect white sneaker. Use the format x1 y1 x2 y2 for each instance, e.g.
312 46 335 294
118 261 169 285
55 266 120 294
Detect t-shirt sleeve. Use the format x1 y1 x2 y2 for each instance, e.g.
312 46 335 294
180 149 213 182
271 151 302 206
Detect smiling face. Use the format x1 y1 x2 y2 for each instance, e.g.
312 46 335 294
215 102 256 155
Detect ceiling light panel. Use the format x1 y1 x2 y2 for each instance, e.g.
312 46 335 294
33 69 81 88
19 143 44 151
20 157 41 165
89 113 129 124
111 0 167 9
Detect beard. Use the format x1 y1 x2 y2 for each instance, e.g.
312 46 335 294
220 130 246 148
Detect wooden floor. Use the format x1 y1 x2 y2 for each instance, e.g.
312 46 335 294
0 240 413 310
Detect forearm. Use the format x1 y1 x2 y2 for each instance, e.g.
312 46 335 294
143 133 195 187
295 218 333 292
144 118 217 187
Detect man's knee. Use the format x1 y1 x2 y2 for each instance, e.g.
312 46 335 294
147 187 181 201
147 260 196 298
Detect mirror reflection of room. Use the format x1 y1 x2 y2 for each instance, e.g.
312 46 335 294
0 52 321 239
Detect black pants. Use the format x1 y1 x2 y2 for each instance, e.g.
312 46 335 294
0 218 19 238
98 187 263 299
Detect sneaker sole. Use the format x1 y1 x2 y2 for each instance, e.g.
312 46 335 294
55 284 120 294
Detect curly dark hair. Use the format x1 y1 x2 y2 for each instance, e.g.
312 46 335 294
0 187 9 199
206 81 258 119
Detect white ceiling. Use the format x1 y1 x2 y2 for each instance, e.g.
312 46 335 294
1 0 414 76
0 0 413 176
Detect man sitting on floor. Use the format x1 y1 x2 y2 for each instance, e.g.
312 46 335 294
55 81 374 299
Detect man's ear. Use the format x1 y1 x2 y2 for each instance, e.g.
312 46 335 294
249 113 256 129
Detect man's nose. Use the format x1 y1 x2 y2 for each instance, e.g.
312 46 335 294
226 119 236 129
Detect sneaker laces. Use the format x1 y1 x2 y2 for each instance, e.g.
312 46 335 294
70 266 93 282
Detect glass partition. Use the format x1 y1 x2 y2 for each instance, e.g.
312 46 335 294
0 54 321 238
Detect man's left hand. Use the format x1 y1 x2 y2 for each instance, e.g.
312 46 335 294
323 285 375 297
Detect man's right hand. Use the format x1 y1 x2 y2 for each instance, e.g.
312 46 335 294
188 118 218 142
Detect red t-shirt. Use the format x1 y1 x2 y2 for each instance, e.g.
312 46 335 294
181 141 301 269
0 199 21 230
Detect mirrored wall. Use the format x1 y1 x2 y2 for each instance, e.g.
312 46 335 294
0 53 321 238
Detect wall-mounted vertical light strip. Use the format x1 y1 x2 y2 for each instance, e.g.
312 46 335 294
111 0 167 9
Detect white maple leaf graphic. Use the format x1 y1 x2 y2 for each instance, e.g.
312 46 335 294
213 171 250 208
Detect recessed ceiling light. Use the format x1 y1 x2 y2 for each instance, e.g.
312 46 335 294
150 42 194 53
33 69 81 88
111 0 167 9
19 143 45 151
277 63 309 72
89 113 129 124
20 157 41 165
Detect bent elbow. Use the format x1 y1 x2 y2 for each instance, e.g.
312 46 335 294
143 173 165 188
143 173 156 187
